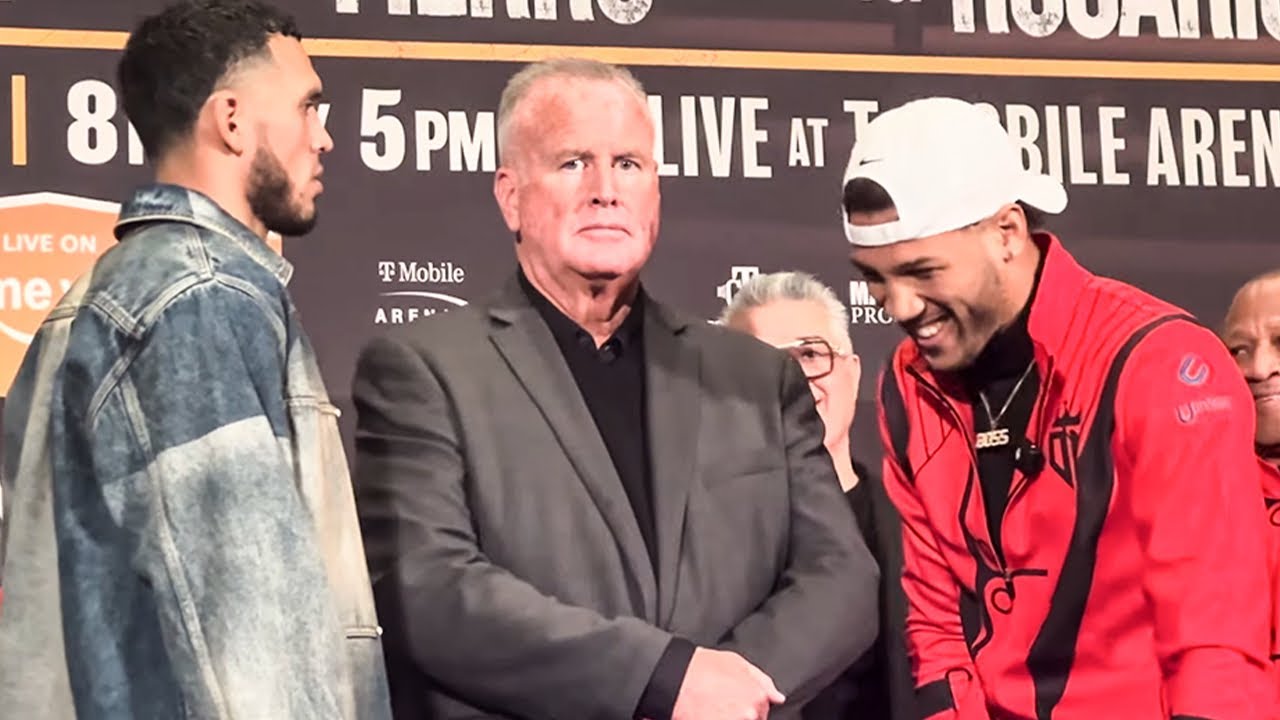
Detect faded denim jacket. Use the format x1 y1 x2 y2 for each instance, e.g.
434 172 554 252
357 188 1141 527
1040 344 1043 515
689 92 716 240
0 184 392 719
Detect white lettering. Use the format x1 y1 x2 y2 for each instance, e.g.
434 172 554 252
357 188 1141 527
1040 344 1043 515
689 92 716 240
415 110 448 171
1 233 53 253
67 79 119 166
788 118 810 168
647 95 679 177
842 100 880 144
648 95 774 179
1012 0 1065 36
1181 107 1217 186
1118 0 1179 39
741 97 772 179
1064 106 1098 184
0 277 66 311
336 0 653 23
806 117 829 167
701 96 736 178
849 306 895 325
1067 0 1120 37
1219 108 1249 186
849 280 877 306
1147 107 1182 185
953 0 1280 38
1252 109 1280 186
1098 106 1130 185
59 233 97 254
680 96 699 177
361 88 407 171
449 110 496 172
1006 104 1044 174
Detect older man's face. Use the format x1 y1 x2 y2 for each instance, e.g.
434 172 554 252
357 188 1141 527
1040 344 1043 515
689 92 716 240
728 298 861 453
494 77 660 288
1223 275 1280 449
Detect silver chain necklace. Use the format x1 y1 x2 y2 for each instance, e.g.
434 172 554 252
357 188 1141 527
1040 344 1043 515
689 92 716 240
974 360 1036 451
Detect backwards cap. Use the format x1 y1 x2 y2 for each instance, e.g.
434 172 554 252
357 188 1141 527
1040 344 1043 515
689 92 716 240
842 97 1067 247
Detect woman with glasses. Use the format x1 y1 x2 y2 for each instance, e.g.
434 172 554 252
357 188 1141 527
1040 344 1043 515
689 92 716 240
721 270 908 720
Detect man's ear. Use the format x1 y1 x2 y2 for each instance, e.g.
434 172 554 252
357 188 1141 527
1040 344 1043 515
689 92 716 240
205 89 247 155
494 165 521 233
993 203 1030 262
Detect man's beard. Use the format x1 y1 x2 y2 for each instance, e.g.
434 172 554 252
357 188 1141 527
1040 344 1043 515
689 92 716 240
247 147 317 237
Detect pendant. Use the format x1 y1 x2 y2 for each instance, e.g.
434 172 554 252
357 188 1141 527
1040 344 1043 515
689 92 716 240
975 428 1011 450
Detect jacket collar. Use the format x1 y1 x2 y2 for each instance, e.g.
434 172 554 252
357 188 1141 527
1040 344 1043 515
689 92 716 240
113 183 293 285
487 270 692 337
1024 232 1093 364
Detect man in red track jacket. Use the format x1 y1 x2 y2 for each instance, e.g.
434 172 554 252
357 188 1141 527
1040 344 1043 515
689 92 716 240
1223 270 1280 687
841 97 1274 719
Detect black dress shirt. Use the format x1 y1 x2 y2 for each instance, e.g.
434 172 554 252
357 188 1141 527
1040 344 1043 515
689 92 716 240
519 271 694 720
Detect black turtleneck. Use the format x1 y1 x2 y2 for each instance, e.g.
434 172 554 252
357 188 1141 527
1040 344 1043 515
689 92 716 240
959 254 1044 561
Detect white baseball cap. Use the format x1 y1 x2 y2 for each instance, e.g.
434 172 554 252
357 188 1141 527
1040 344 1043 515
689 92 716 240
841 97 1068 247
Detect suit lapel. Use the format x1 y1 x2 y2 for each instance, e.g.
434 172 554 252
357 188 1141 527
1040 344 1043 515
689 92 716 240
645 300 700 625
486 277 658 619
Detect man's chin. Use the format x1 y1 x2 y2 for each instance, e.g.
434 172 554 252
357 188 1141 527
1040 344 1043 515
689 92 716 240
574 264 642 285
267 210 318 238
919 345 960 372
1257 416 1280 452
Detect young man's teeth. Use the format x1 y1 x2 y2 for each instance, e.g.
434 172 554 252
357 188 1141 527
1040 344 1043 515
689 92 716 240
917 321 942 339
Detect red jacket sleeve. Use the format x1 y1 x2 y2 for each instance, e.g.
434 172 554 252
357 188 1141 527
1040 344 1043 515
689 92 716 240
1257 459 1280 704
1114 320 1273 718
879 368 991 720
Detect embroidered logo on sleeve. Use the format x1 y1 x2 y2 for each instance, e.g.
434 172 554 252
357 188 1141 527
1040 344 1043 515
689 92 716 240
1175 395 1232 424
1178 354 1209 386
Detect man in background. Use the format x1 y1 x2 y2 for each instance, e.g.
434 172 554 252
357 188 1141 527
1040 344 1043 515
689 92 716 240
1225 269 1280 468
1222 269 1280 689
721 270 912 719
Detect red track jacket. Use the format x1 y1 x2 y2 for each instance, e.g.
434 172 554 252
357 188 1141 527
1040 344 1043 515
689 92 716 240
1261 458 1280 697
877 234 1273 719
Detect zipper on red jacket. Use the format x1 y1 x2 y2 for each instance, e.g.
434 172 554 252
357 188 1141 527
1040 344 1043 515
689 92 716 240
1006 354 1056 506
906 360 1055 594
906 364 1005 576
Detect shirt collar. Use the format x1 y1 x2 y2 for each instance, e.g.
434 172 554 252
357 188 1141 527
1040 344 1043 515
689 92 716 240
113 183 293 285
517 268 645 354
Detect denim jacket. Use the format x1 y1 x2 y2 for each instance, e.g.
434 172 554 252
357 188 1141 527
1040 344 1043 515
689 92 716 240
0 184 391 719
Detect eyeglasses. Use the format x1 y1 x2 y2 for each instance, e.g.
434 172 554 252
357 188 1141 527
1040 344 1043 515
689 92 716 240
777 337 847 380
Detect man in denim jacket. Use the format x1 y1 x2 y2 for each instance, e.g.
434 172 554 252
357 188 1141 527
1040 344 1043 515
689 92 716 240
0 2 390 718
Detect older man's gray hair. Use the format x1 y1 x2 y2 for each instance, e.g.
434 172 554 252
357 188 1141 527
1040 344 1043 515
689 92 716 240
496 57 649 163
720 271 853 353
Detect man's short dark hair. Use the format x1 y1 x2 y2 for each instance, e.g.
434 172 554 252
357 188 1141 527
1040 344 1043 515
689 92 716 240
117 0 301 161
841 177 896 218
841 177 1048 233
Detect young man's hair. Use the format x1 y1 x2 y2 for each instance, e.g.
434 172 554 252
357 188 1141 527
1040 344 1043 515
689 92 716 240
117 0 301 160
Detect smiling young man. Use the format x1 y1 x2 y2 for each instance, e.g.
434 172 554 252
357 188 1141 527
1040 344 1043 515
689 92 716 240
845 97 1274 719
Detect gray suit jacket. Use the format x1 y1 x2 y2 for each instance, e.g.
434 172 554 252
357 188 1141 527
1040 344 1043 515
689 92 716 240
352 275 879 720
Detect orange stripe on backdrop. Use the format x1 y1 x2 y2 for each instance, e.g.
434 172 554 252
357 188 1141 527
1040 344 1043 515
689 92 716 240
10 74 26 166
1 26 1280 82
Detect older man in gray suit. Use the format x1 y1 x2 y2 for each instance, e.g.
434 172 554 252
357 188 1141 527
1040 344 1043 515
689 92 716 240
352 57 879 720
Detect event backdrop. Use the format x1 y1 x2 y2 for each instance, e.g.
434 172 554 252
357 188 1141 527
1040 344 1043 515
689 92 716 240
3 0 1280 470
